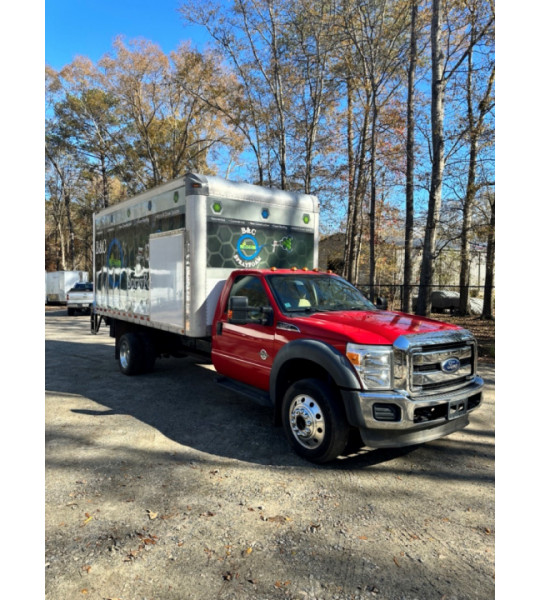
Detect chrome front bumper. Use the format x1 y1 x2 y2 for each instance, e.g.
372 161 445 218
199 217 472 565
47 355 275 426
341 375 484 448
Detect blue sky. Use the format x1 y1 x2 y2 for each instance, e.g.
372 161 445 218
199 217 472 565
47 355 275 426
46 0 209 69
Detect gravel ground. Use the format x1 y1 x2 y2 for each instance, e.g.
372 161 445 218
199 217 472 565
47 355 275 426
45 309 495 600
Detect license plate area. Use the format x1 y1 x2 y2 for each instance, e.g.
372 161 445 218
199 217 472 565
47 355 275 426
448 399 467 420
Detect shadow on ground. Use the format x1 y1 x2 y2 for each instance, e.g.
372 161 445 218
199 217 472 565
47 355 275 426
46 331 494 476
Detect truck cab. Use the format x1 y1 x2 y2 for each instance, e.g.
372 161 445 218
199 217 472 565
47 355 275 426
211 269 483 463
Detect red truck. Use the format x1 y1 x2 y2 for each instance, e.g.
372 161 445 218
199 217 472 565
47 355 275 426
92 174 483 463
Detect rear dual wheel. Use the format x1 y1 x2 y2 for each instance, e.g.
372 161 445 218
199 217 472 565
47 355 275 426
118 332 155 375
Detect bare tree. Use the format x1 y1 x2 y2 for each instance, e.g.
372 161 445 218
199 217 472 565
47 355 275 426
341 0 409 296
416 0 494 315
403 0 418 313
482 191 495 319
458 2 495 314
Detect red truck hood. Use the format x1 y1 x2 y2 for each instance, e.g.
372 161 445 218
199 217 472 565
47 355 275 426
293 309 461 346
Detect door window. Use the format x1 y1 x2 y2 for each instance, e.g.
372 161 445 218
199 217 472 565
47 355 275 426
228 275 270 322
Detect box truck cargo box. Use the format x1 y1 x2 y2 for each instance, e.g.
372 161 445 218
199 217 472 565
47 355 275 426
93 173 319 337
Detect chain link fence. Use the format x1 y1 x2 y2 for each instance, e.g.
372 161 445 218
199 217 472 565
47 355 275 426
355 284 494 315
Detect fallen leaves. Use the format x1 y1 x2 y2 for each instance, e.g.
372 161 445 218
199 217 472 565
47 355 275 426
141 535 157 545
123 533 159 562
81 513 93 527
261 515 290 524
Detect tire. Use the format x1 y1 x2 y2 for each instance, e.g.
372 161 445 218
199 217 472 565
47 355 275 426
281 378 349 464
118 333 144 375
67 307 74 316
137 332 156 374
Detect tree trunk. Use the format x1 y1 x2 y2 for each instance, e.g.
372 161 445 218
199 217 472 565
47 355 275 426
100 152 110 209
344 84 369 285
268 1 287 190
403 0 418 313
416 0 445 316
458 132 477 315
57 222 67 271
368 92 378 302
459 56 495 315
64 190 76 270
458 31 477 316
349 115 369 285
343 76 356 281
482 194 495 319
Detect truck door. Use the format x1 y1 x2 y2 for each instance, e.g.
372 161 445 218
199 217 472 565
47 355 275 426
212 274 275 390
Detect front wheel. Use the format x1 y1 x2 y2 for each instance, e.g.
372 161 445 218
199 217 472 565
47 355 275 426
281 379 349 464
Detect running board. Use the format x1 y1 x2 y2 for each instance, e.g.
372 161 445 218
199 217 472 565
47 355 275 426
216 377 272 408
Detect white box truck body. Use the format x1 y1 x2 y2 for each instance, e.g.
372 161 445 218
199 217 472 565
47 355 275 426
93 173 320 337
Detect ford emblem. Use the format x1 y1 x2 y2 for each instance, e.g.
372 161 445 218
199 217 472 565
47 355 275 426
441 357 461 374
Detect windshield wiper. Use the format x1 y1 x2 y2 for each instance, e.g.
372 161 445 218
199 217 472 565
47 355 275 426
286 306 329 314
321 304 374 312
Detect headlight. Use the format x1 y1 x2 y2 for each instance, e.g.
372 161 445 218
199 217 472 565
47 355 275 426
346 344 393 390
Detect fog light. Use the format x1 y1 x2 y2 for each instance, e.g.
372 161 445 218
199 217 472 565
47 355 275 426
373 403 401 422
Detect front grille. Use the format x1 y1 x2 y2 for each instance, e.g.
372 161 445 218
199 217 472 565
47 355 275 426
410 341 475 393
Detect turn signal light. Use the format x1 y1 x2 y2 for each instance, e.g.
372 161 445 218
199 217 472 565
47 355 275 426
346 350 361 366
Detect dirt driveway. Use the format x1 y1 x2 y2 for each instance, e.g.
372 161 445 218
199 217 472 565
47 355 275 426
45 309 495 600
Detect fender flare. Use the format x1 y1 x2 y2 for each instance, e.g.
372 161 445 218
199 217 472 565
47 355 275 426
270 339 361 419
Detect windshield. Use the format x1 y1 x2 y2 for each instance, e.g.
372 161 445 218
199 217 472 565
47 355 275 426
267 274 376 313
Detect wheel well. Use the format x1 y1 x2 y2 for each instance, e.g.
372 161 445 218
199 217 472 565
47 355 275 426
273 358 339 426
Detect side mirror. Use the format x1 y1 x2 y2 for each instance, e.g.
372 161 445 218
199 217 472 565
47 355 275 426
229 296 249 324
228 296 274 326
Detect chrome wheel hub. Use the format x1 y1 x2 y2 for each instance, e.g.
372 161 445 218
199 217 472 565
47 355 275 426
119 341 130 370
289 394 325 449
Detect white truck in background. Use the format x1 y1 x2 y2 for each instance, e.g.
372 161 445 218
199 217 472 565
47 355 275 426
66 282 94 315
46 271 89 304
